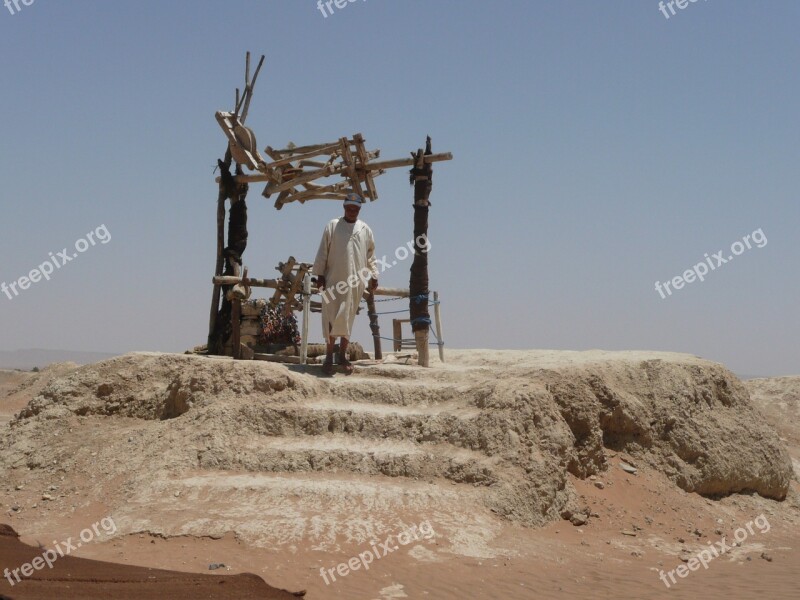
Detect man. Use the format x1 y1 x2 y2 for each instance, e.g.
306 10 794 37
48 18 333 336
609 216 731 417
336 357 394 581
313 193 378 375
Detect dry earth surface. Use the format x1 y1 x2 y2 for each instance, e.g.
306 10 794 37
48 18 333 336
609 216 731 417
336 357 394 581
0 351 798 599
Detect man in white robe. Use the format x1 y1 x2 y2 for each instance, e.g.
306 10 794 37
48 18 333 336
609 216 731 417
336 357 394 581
313 193 378 374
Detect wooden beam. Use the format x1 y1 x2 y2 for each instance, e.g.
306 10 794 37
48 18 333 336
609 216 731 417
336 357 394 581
366 152 453 171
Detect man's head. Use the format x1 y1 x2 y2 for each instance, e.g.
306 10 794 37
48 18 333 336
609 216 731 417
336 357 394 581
343 193 363 222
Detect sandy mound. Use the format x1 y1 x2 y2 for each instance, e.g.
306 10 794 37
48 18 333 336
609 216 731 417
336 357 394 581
746 376 800 478
0 350 791 561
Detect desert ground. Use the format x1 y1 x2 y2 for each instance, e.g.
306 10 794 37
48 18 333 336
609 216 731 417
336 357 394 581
1 351 798 599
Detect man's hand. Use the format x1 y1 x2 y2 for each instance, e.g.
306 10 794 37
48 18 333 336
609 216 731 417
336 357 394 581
316 276 326 290
369 277 378 291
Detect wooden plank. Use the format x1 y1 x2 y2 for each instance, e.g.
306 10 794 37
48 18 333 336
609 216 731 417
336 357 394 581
283 264 309 315
264 164 340 196
353 133 378 202
339 137 363 197
270 257 296 306
263 144 341 169
366 152 453 171
271 141 341 155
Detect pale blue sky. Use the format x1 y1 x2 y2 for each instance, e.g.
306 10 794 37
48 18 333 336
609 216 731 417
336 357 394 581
1 1 797 376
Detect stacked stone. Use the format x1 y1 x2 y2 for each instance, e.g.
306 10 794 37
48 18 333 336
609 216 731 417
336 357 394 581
240 299 267 348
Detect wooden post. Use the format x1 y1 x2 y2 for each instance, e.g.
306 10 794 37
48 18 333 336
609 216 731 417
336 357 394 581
207 195 226 350
433 291 444 363
366 290 382 360
231 299 242 359
301 273 311 365
409 137 433 367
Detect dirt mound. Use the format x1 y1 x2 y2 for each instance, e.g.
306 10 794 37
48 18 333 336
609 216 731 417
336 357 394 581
0 350 792 556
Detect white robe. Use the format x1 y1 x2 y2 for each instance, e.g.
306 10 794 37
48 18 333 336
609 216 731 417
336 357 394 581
313 218 378 339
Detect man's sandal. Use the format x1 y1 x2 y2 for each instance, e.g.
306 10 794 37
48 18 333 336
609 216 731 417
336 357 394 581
339 355 354 376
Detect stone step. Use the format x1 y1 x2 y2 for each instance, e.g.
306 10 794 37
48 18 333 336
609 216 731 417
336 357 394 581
198 434 504 486
112 471 497 554
220 396 483 447
322 377 480 406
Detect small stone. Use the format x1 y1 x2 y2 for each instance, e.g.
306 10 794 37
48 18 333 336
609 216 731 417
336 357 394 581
594 481 605 489
14 485 23 491
677 537 685 543
42 494 54 501
621 530 637 537
570 513 588 526
714 528 723 536
11 505 20 512
208 563 225 570
760 552 773 562
619 462 637 474
631 550 643 558
589 475 597 481
693 528 702 537
746 556 752 561
645 516 653 525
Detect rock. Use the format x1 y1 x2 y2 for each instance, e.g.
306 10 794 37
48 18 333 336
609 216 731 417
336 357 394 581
14 485 23 491
621 530 637 537
619 462 637 475
42 494 54 501
570 513 588 526
208 563 225 570
594 481 605 489
760 552 773 562
631 550 643 558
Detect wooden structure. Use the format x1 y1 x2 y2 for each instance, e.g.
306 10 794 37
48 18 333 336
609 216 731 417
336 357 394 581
207 53 452 365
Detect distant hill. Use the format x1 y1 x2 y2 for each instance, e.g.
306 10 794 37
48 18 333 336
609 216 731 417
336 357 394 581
0 348 121 371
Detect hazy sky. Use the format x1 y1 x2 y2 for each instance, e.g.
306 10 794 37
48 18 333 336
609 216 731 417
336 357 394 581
1 1 797 376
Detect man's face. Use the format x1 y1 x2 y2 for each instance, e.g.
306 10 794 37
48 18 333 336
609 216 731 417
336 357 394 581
344 204 361 221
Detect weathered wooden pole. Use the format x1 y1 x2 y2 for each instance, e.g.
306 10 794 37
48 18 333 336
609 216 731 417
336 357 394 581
409 137 434 367
366 290 382 360
207 149 232 354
